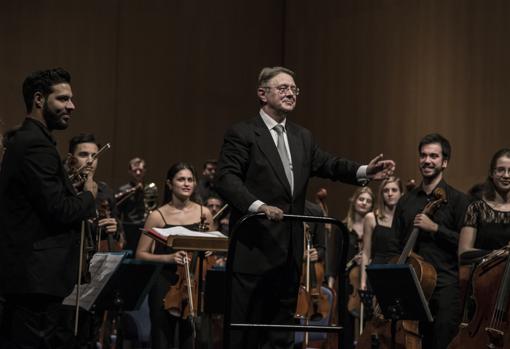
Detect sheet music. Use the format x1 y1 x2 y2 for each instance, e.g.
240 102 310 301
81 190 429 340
62 252 126 311
150 226 227 239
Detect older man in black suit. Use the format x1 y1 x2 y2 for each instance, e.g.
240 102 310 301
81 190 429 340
216 66 395 349
0 68 97 348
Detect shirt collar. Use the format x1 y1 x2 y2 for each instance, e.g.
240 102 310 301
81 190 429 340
418 178 447 196
259 109 287 131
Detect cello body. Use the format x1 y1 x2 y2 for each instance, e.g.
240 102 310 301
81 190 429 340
448 248 510 349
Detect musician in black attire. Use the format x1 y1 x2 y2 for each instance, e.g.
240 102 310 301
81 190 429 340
67 133 123 251
117 157 150 252
0 68 97 348
391 133 470 349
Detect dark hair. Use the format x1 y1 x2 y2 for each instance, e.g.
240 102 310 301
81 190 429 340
22 68 71 113
418 133 451 161
258 66 295 87
206 193 223 204
129 157 145 170
484 148 510 201
163 162 199 203
467 182 485 200
68 133 99 154
203 159 217 169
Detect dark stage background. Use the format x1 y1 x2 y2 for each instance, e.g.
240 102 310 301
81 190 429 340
1 0 508 217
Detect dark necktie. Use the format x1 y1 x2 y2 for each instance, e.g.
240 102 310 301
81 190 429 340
273 124 293 192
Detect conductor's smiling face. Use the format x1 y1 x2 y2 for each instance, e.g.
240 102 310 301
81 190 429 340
259 73 297 115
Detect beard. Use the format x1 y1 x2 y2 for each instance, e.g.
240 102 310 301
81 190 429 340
43 102 69 130
420 165 443 180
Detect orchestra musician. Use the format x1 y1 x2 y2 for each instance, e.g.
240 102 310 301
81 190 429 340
458 148 510 257
117 157 152 252
338 187 374 348
205 194 229 234
391 133 470 349
360 176 403 290
449 148 510 348
136 162 213 349
0 68 97 348
197 159 218 202
215 66 395 349
66 132 124 251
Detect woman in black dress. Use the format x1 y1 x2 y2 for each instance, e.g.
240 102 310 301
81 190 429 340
136 162 213 349
459 148 510 256
360 176 403 290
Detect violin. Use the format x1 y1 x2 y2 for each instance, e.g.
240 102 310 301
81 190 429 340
294 222 330 348
356 187 446 349
162 213 215 339
295 223 330 319
448 245 510 349
96 199 123 252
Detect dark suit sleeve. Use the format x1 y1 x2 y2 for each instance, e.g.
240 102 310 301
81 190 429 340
23 141 95 225
216 126 259 213
309 137 360 185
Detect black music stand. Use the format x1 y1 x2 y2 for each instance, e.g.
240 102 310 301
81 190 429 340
366 264 433 349
94 257 161 312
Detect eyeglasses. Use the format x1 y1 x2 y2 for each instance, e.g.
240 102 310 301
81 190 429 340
263 84 300 96
494 167 510 177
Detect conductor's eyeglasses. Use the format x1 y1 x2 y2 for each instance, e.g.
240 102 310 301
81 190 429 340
264 85 300 96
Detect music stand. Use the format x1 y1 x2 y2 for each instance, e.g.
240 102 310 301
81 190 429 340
94 257 162 312
366 264 433 349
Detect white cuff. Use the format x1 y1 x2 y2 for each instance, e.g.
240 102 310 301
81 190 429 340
248 200 265 213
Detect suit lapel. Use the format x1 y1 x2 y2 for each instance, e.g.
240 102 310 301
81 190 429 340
252 117 292 196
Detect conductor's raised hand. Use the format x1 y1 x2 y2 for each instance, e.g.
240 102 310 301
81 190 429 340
366 154 396 181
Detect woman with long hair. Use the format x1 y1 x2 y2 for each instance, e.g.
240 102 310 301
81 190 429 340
344 187 375 264
360 177 403 290
459 148 510 256
341 186 374 347
136 162 213 349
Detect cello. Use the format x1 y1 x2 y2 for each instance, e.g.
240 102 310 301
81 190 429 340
356 187 446 349
448 245 510 348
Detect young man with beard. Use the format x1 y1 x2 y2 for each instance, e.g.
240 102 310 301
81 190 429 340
391 133 470 349
0 68 97 348
216 66 395 349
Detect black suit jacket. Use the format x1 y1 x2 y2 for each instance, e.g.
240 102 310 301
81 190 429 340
0 118 96 298
216 116 360 274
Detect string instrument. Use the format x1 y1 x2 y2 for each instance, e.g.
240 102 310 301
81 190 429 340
96 199 123 252
294 222 330 348
316 188 340 349
347 235 365 339
162 213 214 338
69 142 111 336
295 223 330 319
356 187 446 349
448 245 510 349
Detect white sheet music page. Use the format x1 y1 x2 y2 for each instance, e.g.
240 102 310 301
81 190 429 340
150 226 227 239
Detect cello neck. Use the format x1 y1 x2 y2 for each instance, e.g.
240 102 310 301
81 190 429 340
397 227 419 264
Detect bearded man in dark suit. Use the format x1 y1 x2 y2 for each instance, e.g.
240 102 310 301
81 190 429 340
216 66 395 349
0 68 97 348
